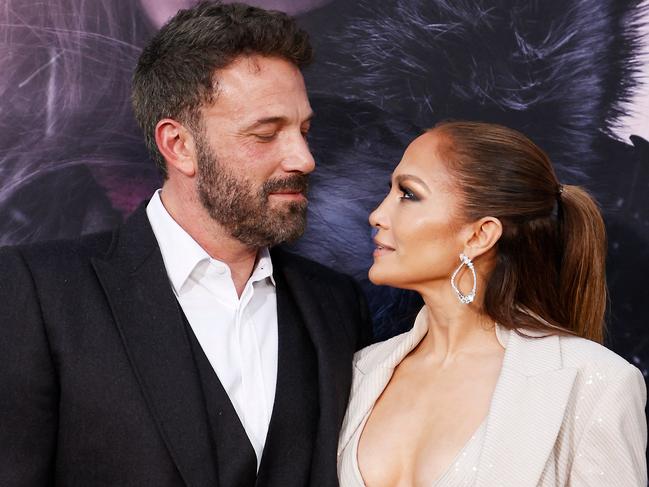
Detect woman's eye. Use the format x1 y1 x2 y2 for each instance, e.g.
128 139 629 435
399 185 417 201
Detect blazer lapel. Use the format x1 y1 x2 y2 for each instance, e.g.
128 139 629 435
338 308 429 454
272 249 357 485
91 206 219 487
475 328 577 487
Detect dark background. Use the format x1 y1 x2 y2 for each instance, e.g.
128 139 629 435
1 0 648 443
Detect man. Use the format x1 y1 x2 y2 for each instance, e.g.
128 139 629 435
0 2 371 486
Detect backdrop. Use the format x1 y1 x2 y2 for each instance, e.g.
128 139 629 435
1 0 648 419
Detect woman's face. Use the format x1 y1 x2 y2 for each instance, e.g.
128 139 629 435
369 132 469 292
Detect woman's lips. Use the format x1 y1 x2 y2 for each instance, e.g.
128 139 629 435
373 238 395 257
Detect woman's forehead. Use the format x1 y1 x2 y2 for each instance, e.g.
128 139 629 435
396 132 452 179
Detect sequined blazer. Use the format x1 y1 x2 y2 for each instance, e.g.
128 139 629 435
338 308 648 486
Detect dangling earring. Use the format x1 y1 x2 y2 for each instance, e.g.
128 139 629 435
450 253 477 304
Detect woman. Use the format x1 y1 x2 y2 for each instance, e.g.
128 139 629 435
338 121 647 486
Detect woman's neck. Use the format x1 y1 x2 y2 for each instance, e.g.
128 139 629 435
415 287 502 367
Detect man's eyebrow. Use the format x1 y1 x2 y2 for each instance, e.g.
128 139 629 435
243 112 315 132
243 116 286 131
394 173 430 191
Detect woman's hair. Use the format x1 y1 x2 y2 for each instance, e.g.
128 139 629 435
433 121 607 343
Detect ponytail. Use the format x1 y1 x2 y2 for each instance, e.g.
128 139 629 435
557 185 607 343
433 121 609 343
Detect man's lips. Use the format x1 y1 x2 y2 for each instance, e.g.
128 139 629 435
268 190 306 200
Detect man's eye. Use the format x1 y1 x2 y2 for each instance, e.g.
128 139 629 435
254 133 277 141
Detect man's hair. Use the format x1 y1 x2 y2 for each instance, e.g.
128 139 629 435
132 1 313 177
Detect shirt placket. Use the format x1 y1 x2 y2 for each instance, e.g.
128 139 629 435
237 282 269 466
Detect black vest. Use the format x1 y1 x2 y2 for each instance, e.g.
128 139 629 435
180 271 319 487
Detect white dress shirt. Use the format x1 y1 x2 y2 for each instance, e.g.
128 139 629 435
146 190 278 468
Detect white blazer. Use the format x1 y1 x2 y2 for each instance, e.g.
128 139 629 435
338 309 647 486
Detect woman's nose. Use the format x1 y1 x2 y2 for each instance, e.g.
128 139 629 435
369 199 389 229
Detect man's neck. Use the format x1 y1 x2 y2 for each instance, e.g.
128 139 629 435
159 185 260 297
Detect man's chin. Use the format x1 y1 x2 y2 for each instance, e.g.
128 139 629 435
266 216 307 245
267 197 308 213
231 214 306 248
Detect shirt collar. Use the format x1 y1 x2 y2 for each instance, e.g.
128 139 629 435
146 190 275 294
251 247 275 285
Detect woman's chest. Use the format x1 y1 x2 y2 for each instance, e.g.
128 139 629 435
356 366 497 486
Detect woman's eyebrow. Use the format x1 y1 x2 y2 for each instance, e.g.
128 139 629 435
395 174 430 191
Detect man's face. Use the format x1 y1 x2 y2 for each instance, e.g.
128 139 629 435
194 55 315 248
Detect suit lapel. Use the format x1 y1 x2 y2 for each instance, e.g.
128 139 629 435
475 329 577 486
272 249 352 485
338 308 428 454
255 269 319 486
91 206 219 487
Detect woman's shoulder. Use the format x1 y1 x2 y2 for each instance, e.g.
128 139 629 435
555 333 641 377
518 330 646 402
498 324 645 407
507 323 639 375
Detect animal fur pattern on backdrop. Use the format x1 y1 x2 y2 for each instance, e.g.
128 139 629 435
293 0 649 347
0 0 648 382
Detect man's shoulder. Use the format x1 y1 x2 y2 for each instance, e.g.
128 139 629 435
0 229 116 269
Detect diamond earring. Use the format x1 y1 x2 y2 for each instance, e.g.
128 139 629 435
450 253 477 304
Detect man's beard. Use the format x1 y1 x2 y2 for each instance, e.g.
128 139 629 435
195 135 309 248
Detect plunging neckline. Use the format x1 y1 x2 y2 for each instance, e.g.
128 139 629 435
340 309 509 486
352 407 487 486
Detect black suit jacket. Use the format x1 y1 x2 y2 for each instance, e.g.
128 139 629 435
0 206 371 486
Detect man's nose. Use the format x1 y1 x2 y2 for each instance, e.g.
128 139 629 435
281 131 316 174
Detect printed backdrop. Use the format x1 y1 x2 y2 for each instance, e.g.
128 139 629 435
1 0 648 421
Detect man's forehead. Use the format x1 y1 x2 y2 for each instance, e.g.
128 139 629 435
219 55 291 80
203 55 311 122
214 56 306 101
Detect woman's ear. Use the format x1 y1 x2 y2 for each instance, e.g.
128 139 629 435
154 118 197 178
463 217 503 259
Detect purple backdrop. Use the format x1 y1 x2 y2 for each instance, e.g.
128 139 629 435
1 0 648 440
